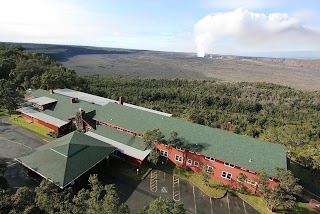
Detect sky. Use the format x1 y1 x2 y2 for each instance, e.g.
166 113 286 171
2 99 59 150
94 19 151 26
1 0 320 57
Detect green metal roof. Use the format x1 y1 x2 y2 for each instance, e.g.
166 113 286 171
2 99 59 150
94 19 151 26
30 89 99 122
90 124 146 151
27 89 287 176
16 132 115 188
95 103 287 176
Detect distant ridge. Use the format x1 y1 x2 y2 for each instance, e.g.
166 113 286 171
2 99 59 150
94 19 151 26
3 42 320 91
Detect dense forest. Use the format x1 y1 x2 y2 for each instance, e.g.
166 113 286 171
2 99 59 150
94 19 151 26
1 44 319 172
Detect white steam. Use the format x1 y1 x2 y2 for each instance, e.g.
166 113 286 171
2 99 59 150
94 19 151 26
194 8 320 57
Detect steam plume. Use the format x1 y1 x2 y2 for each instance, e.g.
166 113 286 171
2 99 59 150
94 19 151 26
194 8 320 57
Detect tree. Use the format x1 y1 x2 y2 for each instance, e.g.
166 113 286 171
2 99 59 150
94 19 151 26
236 173 248 193
72 174 129 214
143 129 164 165
257 171 270 196
139 197 185 214
102 184 130 214
143 128 164 149
0 79 18 113
34 180 57 213
165 131 181 163
201 164 212 186
261 169 303 212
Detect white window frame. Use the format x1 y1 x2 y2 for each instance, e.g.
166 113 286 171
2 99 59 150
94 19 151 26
160 150 168 157
206 166 213 173
175 155 183 162
205 156 215 161
187 159 192 164
176 146 185 152
246 179 257 186
224 162 235 168
221 171 232 180
194 161 199 167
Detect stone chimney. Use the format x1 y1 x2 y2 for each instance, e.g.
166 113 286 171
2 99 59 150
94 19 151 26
49 89 54 94
119 96 124 105
226 122 231 132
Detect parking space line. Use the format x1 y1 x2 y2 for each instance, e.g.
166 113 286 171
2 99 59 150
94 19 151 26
150 170 158 192
243 201 247 214
210 197 213 214
192 185 197 214
173 176 180 201
0 136 33 150
227 192 231 214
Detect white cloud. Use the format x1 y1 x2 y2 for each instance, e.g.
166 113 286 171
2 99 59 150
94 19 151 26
0 0 116 44
194 8 320 57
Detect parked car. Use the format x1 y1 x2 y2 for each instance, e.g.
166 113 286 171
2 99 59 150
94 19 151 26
309 199 320 211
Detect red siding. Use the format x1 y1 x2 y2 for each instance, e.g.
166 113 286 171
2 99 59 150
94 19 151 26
157 144 278 193
21 113 70 135
120 153 143 166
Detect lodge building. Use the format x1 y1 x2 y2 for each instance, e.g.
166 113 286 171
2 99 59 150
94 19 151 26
16 89 287 192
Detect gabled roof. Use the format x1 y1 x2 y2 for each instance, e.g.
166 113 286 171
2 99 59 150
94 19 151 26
16 132 115 188
95 103 287 176
17 107 69 127
54 88 115 106
28 96 57 106
54 88 172 117
29 89 98 122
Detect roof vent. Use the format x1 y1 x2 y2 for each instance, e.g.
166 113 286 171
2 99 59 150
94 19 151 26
249 159 252 162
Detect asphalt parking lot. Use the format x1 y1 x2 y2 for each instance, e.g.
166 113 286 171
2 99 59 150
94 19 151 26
105 169 260 214
0 116 47 158
0 116 48 188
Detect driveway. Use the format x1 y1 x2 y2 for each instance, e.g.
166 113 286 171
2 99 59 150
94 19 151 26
0 116 48 188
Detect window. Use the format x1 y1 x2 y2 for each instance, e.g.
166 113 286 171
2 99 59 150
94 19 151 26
194 161 199 167
224 162 235 168
206 166 213 173
246 179 257 186
205 156 215 161
176 146 185 152
187 159 192 164
160 150 168 157
221 171 232 180
175 155 183 162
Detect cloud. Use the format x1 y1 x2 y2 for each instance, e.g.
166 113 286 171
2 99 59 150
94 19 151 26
0 0 117 44
194 8 320 57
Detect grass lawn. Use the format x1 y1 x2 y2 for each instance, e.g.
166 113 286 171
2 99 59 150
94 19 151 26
8 114 54 138
292 202 318 214
238 194 318 214
238 193 272 214
173 166 227 198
